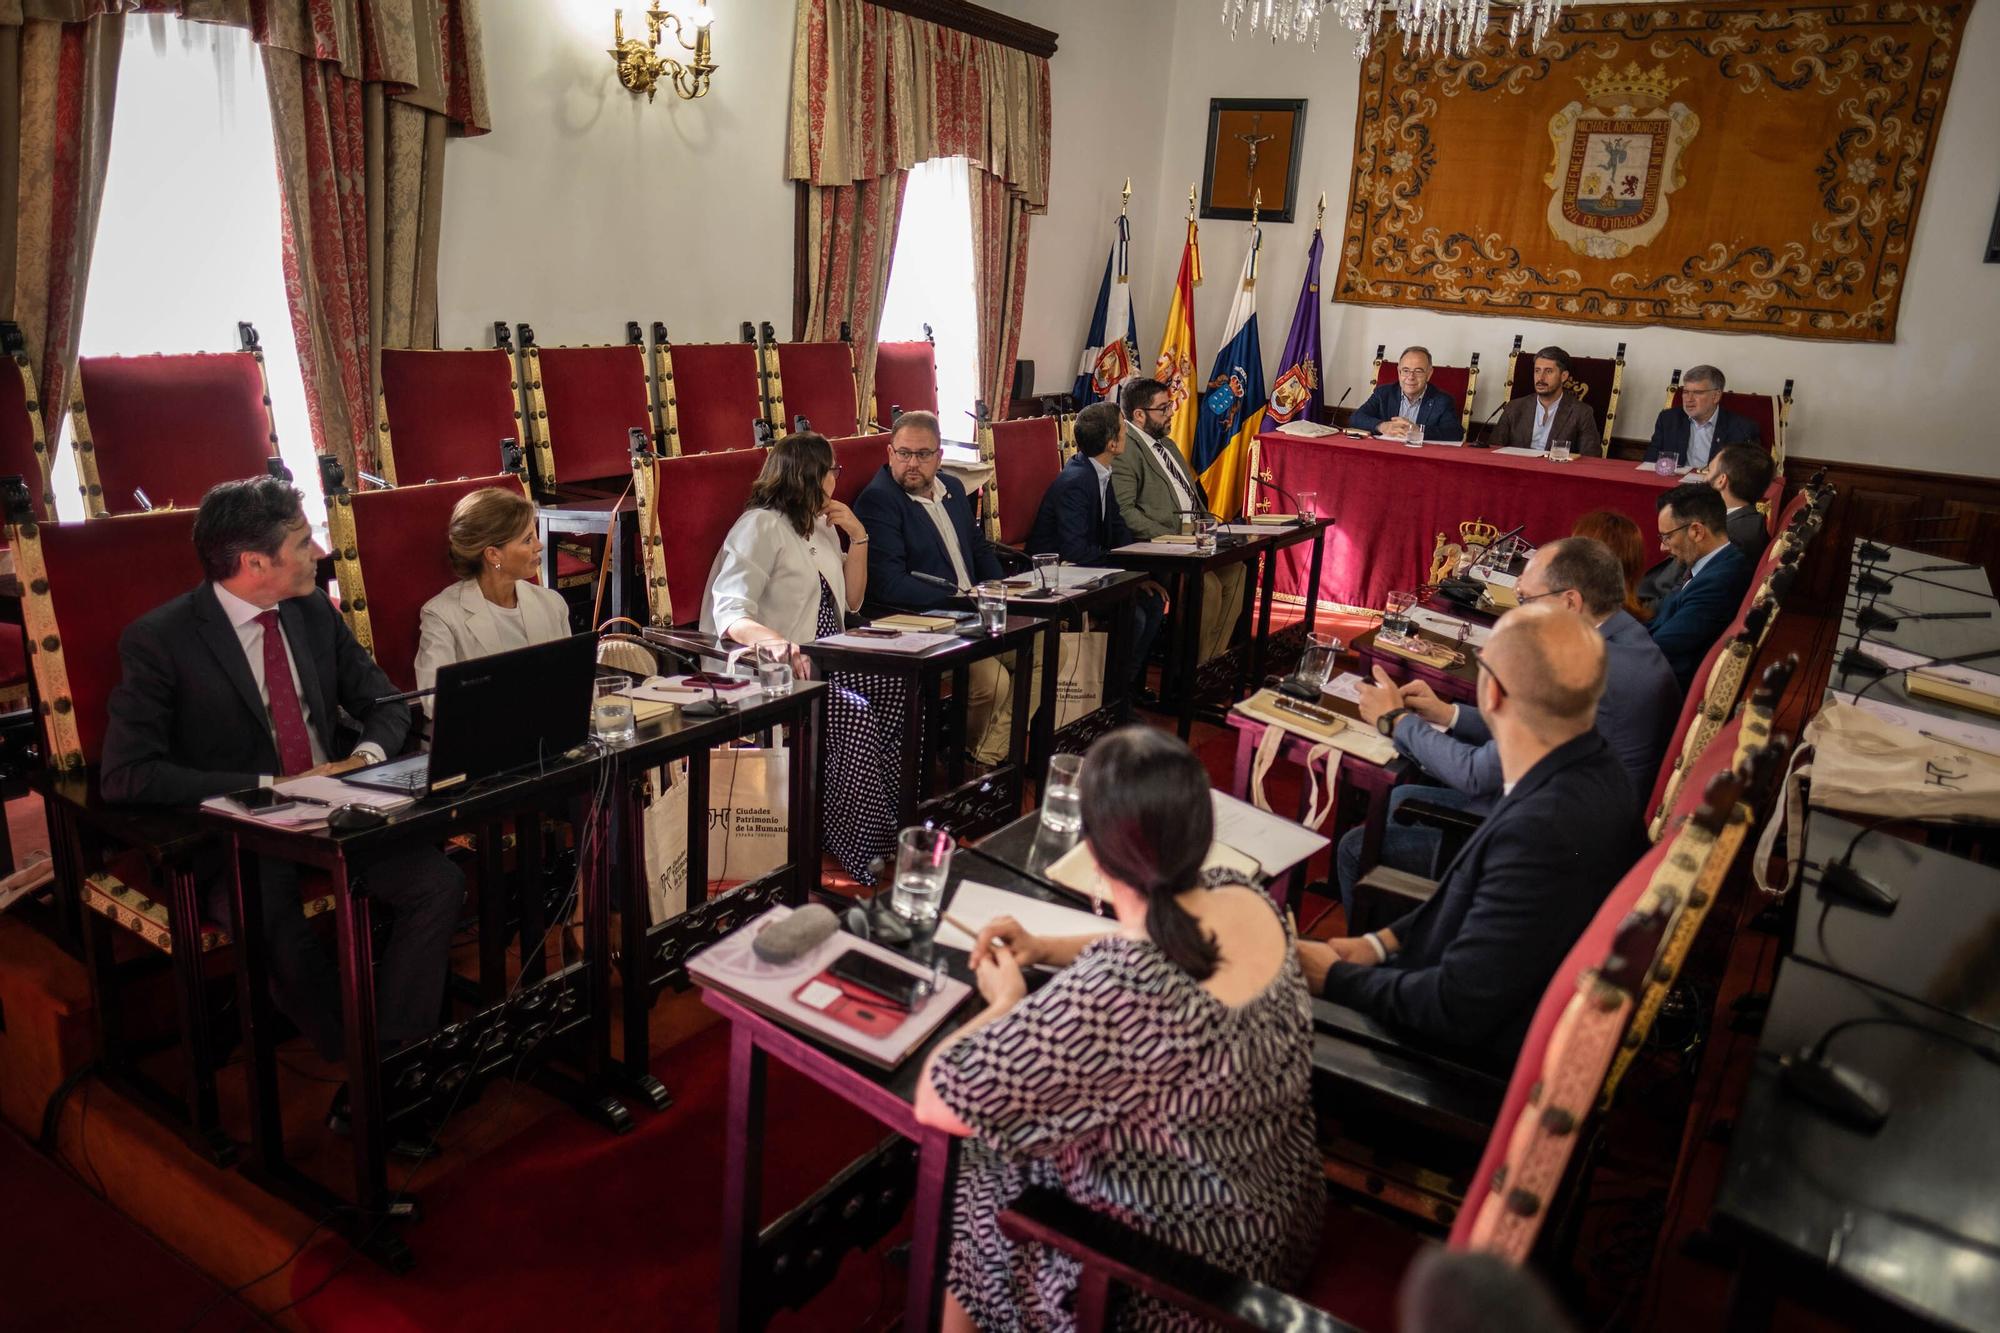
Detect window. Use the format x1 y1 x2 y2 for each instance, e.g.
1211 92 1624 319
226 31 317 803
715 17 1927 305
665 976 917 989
878 156 980 440
54 16 319 522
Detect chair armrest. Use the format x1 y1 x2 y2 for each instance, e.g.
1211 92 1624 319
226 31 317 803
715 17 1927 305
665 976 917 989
1349 864 1435 934
998 1187 1361 1333
1310 999 1507 1142
1392 796 1486 835
39 770 210 871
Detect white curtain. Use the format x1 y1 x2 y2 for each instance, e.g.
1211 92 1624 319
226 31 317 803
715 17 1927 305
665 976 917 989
877 156 979 441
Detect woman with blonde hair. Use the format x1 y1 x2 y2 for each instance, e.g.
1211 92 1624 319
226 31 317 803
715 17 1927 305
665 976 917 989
413 486 571 705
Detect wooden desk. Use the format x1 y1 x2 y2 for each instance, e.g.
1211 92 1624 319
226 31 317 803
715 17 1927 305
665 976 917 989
1351 624 1480 705
803 616 1043 841
1108 519 1331 740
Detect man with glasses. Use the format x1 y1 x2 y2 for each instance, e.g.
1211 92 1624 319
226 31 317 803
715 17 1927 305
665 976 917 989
1348 345 1465 442
1298 604 1643 1068
853 410 1016 761
1637 441 1775 605
1109 376 1246 665
1642 365 1760 470
1646 480 1754 691
1335 537 1677 908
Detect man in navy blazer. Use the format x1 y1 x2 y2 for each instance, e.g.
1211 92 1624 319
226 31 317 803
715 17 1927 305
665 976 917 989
1335 537 1678 900
1026 402 1166 699
1348 346 1465 442
1300 604 1644 1068
1642 364 1760 468
1647 480 1755 691
852 411 1015 760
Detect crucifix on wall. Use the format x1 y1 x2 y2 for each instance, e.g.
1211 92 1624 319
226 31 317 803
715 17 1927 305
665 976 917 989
1201 98 1307 223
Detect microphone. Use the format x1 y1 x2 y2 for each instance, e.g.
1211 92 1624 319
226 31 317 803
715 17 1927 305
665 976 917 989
1858 516 1958 562
1173 506 1247 547
908 569 965 593
1854 606 1991 636
1247 474 1314 526
1813 813 1908 912
1854 561 1983 596
1781 1014 2000 1133
1329 385 1353 420
373 685 436 706
1835 645 2000 693
1468 398 1506 449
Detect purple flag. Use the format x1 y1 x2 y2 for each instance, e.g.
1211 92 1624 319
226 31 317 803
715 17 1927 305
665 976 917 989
1264 230 1324 426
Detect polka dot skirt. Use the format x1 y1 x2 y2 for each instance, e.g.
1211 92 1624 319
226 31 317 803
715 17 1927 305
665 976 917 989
815 577 908 883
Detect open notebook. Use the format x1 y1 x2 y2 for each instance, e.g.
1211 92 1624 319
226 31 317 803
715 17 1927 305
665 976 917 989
1035 791 1328 906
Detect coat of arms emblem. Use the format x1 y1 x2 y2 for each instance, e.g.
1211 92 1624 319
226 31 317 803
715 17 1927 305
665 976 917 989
1544 63 1699 260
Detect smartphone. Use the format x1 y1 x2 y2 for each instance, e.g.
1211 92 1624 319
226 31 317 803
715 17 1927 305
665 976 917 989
682 672 756 691
826 948 925 1010
846 627 902 640
231 787 300 816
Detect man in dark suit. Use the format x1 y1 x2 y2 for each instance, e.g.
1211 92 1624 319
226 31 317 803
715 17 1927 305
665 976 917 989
1485 345 1603 456
1348 345 1465 442
1337 537 1679 902
1299 604 1643 1067
1647 480 1755 691
101 478 461 1154
1637 442 1774 605
1642 365 1759 469
852 410 1013 759
1026 401 1167 700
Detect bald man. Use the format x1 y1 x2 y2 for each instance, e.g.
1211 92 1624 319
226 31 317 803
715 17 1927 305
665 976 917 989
1299 604 1645 1067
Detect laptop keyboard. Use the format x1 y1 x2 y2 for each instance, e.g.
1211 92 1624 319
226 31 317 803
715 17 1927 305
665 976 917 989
361 754 430 792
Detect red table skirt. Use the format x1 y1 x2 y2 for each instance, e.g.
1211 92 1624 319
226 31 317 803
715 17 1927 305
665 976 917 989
1255 431 1679 613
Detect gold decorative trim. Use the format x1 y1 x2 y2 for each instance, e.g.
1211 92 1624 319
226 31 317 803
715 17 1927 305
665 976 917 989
373 390 399 487
9 517 82 768
760 337 786 434
85 870 333 955
656 343 684 457
326 488 374 658
520 346 558 492
631 447 672 625
976 420 1000 541
69 376 105 518
5 348 55 518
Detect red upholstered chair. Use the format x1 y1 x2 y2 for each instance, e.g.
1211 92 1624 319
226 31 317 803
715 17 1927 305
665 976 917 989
1373 344 1481 435
326 472 532 693
71 341 278 515
11 507 331 1162
873 338 940 427
831 432 889 508
1504 335 1627 445
1664 370 1793 461
633 447 768 626
377 346 527 487
987 417 1063 549
661 341 766 456
522 336 653 490
771 341 863 440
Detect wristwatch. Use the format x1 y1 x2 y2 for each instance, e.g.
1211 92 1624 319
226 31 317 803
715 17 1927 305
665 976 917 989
1375 707 1412 738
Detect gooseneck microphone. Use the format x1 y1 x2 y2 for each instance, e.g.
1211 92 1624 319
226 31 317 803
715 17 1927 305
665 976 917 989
1853 605 1991 636
1247 474 1315 526
1469 398 1506 448
1857 515 1958 563
1853 560 1985 597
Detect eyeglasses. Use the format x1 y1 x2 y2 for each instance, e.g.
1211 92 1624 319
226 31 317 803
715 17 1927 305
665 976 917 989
1474 648 1509 699
1682 385 1722 398
1516 587 1561 605
1658 521 1692 545
1138 401 1173 417
890 448 938 462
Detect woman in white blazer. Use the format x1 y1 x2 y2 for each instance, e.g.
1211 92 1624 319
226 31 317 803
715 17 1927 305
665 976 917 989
414 487 572 710
700 433 901 881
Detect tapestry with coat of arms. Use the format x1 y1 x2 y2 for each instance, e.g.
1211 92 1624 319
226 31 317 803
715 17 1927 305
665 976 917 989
1334 0 1973 342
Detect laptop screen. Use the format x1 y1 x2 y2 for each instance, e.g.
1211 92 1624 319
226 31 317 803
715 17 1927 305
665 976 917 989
425 630 599 790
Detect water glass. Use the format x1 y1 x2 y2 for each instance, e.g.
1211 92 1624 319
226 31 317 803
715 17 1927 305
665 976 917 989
754 640 794 696
892 825 955 976
1194 520 1218 555
1384 590 1417 640
1032 552 1060 593
976 581 1008 634
1550 439 1573 463
1408 421 1426 446
1295 490 1318 522
1654 451 1679 476
1040 752 1085 842
591 673 637 745
1297 631 1340 691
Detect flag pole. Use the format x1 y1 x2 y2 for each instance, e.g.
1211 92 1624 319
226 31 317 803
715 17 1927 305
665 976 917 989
1248 189 1262 287
1315 190 1326 233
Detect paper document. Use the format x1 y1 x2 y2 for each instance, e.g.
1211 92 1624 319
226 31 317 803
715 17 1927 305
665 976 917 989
1832 691 2000 755
1042 838 1263 905
1324 671 1367 704
1634 461 1695 475
1113 540 1207 557
274 775 418 811
1218 524 1278 535
1408 607 1493 647
199 794 329 828
1842 642 1929 672
935 880 1115 952
1475 569 1518 589
814 630 957 653
1492 447 1547 457
1210 789 1330 873
1380 436 1462 448
1274 420 1339 437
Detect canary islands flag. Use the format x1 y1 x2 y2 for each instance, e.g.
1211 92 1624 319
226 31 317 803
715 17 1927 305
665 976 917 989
1190 228 1265 521
1153 217 1201 466
1072 218 1139 406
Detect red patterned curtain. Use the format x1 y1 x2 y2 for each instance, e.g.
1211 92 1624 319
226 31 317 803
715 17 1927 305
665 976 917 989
788 0 1049 414
0 5 123 446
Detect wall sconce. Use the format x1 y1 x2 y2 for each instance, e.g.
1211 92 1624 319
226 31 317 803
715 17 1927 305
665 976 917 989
610 1 717 102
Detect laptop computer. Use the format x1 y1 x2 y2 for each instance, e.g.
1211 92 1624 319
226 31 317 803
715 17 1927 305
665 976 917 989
346 631 600 797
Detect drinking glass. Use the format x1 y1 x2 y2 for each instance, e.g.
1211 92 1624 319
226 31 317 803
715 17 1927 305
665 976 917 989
1194 519 1218 555
891 825 955 982
1039 752 1085 842
1297 631 1340 691
1032 552 1061 593
592 673 637 745
1384 590 1417 641
1295 490 1318 522
754 640 793 696
1654 451 1679 476
976 582 1008 633
1408 421 1426 446
1550 439 1573 463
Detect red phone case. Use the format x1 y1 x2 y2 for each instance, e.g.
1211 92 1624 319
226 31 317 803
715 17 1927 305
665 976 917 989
793 970 909 1039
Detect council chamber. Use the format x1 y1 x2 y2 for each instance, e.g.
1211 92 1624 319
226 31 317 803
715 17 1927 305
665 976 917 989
0 0 1995 1330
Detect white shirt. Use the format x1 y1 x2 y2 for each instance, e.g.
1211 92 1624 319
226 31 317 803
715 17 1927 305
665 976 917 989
212 583 386 780
701 508 849 647
1531 398 1559 452
1134 424 1198 519
1088 455 1113 516
1685 410 1718 468
909 477 973 590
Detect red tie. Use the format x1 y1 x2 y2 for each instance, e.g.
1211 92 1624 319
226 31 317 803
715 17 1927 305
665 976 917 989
256 610 316 776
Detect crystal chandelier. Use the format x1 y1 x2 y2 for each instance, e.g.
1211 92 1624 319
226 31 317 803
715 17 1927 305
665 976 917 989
1220 0 1564 60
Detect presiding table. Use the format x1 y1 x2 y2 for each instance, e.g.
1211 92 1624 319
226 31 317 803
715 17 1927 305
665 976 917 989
1255 431 1680 613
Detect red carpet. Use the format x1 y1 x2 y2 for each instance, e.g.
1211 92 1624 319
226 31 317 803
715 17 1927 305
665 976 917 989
0 1126 257 1332
287 1022 904 1331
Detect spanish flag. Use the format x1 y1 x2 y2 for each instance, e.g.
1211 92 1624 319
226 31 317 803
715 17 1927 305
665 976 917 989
1191 226 1265 521
1152 216 1201 469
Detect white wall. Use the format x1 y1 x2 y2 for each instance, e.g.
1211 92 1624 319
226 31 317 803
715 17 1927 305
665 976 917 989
1123 0 2000 474
443 0 1999 473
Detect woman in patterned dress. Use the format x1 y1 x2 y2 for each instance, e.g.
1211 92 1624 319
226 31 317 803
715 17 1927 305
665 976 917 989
700 433 908 882
915 726 1323 1331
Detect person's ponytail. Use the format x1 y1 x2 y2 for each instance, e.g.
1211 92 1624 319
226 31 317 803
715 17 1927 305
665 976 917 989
1145 881 1220 981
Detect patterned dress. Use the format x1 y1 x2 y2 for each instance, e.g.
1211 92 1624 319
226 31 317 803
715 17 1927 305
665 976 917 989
930 898 1323 1331
814 576 908 883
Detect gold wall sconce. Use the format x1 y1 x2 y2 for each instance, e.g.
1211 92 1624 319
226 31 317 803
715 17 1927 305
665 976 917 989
610 2 717 102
